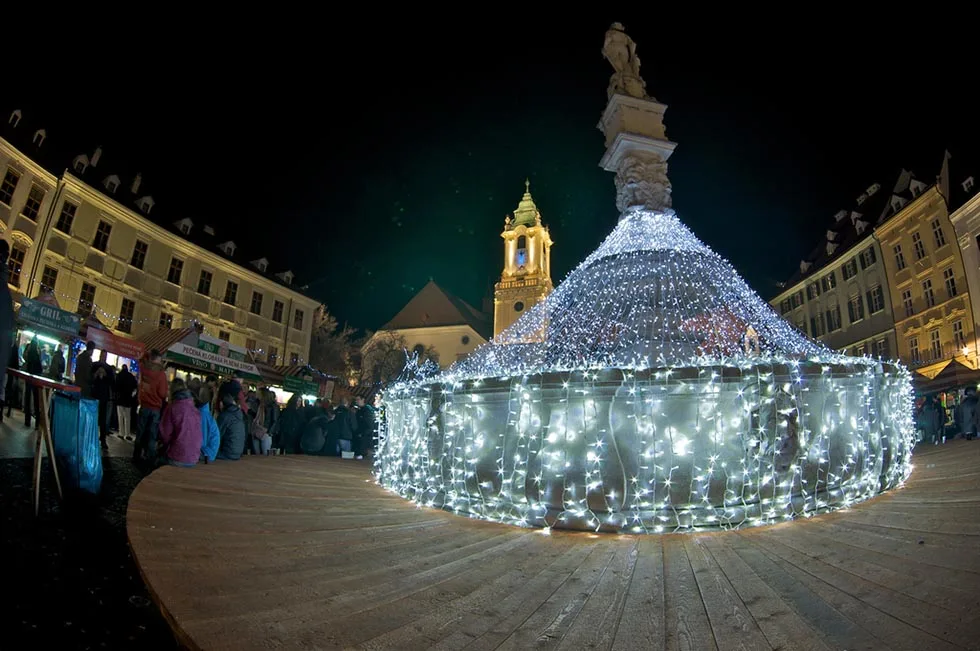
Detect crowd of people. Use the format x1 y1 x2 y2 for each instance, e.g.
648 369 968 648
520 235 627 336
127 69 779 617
130 348 377 468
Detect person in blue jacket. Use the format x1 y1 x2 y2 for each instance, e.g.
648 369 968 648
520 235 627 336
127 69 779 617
188 378 220 463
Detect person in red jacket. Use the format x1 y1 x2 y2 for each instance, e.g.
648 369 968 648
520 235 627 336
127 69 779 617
133 349 169 466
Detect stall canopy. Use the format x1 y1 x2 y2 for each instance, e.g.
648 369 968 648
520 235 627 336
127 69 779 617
916 358 980 395
17 294 80 337
78 312 145 360
138 327 262 381
253 360 335 399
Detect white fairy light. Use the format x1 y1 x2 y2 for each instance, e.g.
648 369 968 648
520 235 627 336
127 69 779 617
373 209 914 534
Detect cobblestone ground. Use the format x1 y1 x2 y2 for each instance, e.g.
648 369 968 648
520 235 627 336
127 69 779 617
1 457 176 649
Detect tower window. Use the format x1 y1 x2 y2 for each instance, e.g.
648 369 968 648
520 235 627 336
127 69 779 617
514 301 525 312
516 235 527 268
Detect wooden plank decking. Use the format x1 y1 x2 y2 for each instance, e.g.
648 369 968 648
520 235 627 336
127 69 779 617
127 441 980 650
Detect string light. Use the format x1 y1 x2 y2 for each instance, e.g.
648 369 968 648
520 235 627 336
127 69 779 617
374 209 915 533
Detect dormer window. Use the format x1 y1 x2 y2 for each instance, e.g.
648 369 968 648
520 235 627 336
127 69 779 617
103 175 120 194
251 257 269 273
174 217 193 235
963 176 975 193
137 196 155 214
833 210 847 222
891 196 906 213
218 241 236 256
855 219 868 235
909 179 926 197
276 270 294 285
72 155 89 175
33 129 46 147
203 225 215 235
866 182 881 196
856 193 867 206
8 109 21 127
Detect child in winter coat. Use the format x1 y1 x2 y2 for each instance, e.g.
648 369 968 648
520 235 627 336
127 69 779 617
158 379 203 467
188 378 220 463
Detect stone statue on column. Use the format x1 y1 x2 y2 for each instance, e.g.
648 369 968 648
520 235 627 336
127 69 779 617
602 23 648 100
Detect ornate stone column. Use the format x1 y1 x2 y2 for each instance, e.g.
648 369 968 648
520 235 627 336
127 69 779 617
597 24 677 216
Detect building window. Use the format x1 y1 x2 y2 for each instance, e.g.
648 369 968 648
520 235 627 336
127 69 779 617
923 279 935 307
806 282 821 301
912 232 926 260
953 320 965 347
909 337 920 362
780 299 791 315
7 244 26 288
943 268 957 298
246 338 257 353
267 346 278 365
902 289 913 317
21 184 45 221
875 338 889 359
131 240 148 270
893 244 906 271
118 298 135 333
932 219 947 248
791 291 803 309
167 257 183 285
826 305 842 332
250 291 263 315
847 294 865 324
40 265 58 292
930 328 942 360
78 282 96 315
224 280 238 305
219 330 230 342
290 352 300 365
197 270 212 295
159 312 173 329
859 246 876 269
293 309 304 330
795 318 806 335
821 272 837 292
810 312 825 337
0 168 19 205
841 259 858 280
272 300 284 323
867 285 885 314
91 220 112 252
55 201 77 233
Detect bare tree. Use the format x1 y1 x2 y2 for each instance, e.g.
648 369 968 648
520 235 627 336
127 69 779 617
360 331 410 386
309 304 356 377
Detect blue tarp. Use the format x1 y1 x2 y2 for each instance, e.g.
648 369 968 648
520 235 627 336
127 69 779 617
51 392 102 494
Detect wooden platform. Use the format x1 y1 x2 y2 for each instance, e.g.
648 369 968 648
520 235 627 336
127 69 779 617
127 442 980 651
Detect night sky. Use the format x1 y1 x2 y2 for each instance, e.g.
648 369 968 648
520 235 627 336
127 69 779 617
6 16 976 333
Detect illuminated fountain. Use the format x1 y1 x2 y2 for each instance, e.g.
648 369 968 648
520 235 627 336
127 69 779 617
375 24 914 533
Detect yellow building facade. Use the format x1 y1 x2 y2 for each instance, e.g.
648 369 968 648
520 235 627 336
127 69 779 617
0 135 319 365
875 185 976 377
493 180 554 336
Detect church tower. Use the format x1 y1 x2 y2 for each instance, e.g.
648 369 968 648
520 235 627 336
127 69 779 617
493 180 554 336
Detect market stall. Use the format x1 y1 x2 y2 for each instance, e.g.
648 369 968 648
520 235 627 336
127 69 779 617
138 327 262 385
15 293 80 380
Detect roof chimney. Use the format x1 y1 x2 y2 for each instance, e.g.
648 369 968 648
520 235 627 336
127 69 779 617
91 146 102 167
130 173 142 194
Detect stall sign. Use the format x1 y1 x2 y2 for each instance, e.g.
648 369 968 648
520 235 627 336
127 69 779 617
87 328 146 360
283 375 318 396
18 297 80 336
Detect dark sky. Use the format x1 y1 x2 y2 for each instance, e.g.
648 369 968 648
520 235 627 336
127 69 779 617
6 15 977 333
